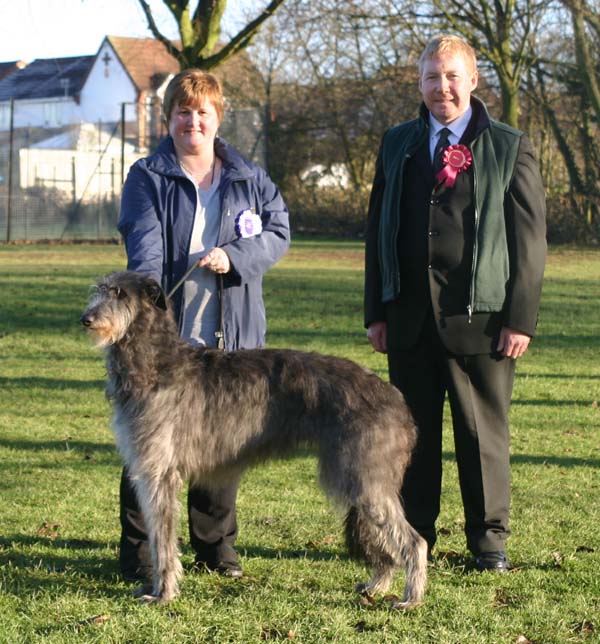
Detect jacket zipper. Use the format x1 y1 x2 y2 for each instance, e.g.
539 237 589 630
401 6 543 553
468 143 478 324
176 173 199 332
214 177 233 351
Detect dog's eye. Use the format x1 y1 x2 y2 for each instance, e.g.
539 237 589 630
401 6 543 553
95 285 123 298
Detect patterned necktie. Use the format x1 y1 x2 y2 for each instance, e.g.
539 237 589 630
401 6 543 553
433 127 451 175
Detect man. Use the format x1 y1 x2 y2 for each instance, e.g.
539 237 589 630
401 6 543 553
364 35 546 571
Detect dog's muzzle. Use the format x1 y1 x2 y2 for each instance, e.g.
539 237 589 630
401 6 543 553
80 313 95 327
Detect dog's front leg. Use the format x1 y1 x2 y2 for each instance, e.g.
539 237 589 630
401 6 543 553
132 469 183 604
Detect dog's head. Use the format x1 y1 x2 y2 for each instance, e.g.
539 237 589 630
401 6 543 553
80 271 169 348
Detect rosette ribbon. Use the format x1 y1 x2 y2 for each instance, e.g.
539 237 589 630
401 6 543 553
435 144 472 188
235 209 263 238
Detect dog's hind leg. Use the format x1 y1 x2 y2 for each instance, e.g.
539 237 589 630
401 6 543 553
132 468 183 604
346 498 428 610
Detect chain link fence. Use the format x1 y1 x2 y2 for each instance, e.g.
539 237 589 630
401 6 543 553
0 99 266 242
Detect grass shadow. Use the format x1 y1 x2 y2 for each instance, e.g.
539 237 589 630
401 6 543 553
0 376 105 391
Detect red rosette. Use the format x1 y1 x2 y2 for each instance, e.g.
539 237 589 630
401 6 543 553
435 144 472 188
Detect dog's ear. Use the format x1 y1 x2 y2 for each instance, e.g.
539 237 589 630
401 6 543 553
145 281 168 311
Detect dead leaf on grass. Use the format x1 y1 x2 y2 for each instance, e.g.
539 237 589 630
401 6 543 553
494 588 518 607
573 620 595 635
358 592 376 606
37 521 61 538
515 635 533 644
74 614 110 631
305 534 336 548
437 549 462 562
383 593 401 605
260 626 295 640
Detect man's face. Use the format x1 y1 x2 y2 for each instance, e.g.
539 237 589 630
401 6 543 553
419 52 478 124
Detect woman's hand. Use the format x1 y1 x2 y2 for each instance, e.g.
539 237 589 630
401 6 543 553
198 247 231 274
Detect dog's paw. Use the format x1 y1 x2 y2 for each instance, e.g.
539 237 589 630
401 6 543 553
388 597 422 611
132 583 162 604
355 582 370 595
137 593 162 605
132 583 178 605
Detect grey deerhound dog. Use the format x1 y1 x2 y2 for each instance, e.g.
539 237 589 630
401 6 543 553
81 271 427 608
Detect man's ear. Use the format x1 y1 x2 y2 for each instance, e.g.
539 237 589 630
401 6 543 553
471 69 479 91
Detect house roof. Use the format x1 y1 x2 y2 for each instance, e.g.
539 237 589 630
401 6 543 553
0 56 94 101
0 36 264 107
105 35 265 107
106 36 180 93
0 60 25 81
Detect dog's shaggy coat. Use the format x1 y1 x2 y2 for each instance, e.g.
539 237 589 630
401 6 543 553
81 271 428 607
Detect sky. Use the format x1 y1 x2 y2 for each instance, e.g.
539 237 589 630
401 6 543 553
0 0 248 64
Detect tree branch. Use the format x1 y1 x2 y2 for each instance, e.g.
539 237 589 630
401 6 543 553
201 0 286 68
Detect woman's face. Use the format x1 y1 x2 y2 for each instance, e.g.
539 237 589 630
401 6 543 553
168 96 220 156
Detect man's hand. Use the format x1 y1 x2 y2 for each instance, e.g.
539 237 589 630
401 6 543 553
497 327 531 359
367 321 388 353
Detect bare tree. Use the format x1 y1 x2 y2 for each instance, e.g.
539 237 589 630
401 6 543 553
529 0 600 226
137 0 286 70
256 0 422 189
239 0 424 232
566 0 600 122
424 0 547 127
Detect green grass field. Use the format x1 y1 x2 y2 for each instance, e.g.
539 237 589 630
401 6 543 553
0 240 598 644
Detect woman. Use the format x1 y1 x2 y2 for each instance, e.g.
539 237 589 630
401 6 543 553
117 69 290 581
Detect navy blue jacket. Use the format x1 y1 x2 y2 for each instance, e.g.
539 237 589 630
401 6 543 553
118 136 290 350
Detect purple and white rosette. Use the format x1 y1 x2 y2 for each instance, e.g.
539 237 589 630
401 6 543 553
235 209 262 239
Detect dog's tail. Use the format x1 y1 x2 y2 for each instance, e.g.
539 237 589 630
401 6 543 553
344 500 428 609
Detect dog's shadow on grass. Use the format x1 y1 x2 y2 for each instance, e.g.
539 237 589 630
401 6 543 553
0 534 125 598
235 543 347 563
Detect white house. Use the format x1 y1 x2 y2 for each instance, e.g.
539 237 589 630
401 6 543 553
0 56 95 130
0 37 180 201
19 123 139 201
0 38 266 203
0 36 179 134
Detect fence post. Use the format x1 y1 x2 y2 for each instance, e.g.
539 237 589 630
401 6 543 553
6 97 14 242
121 102 126 186
72 156 76 203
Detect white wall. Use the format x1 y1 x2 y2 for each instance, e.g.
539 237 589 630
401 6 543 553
0 97 82 130
19 147 144 200
79 41 138 124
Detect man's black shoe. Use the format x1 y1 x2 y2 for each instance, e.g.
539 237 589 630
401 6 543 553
194 559 243 578
214 562 243 578
474 550 510 572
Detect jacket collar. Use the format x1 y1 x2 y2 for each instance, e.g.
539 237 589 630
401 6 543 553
146 136 255 181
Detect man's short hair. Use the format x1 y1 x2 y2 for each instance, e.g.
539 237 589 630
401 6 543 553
162 69 225 124
418 35 478 74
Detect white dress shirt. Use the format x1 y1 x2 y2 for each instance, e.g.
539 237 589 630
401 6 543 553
428 107 473 162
